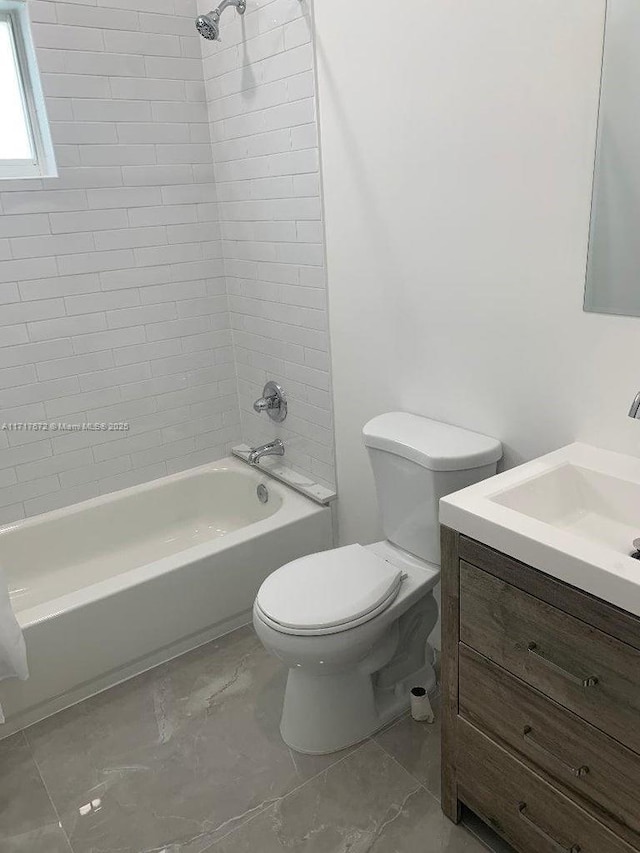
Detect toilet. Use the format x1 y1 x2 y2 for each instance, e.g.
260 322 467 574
253 412 502 754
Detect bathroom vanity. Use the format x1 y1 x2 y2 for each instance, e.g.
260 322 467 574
439 443 640 853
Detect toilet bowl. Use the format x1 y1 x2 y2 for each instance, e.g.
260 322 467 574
254 539 440 753
253 412 502 754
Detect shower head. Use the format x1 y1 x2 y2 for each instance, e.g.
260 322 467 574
196 12 220 40
195 0 246 41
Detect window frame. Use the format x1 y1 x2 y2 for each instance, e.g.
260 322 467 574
0 0 56 180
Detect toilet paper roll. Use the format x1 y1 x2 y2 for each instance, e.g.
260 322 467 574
410 686 435 723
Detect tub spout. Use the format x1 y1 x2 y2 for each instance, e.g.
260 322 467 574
248 439 285 465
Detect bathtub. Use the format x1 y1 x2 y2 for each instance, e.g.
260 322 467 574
0 457 333 736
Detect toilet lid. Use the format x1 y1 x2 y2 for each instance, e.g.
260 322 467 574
256 544 404 632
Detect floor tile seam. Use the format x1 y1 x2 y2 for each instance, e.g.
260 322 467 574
369 741 501 853
206 736 376 850
372 723 436 791
23 736 75 853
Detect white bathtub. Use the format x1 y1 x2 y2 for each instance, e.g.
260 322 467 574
0 457 333 735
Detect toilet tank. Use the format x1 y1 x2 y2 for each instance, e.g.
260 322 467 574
363 413 502 564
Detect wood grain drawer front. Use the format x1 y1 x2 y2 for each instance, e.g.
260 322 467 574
456 718 637 853
459 561 640 754
459 644 640 845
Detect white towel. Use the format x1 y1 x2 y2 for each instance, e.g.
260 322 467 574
0 563 27 724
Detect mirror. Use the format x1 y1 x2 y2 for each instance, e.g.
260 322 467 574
584 0 640 317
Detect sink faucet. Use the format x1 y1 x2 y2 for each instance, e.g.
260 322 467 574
248 439 285 465
629 392 640 419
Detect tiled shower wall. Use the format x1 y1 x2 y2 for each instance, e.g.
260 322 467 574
200 0 335 488
0 0 238 524
0 0 334 522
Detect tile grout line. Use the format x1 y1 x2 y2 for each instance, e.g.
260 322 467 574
207 736 376 850
372 717 504 853
22 728 75 853
373 743 501 853
370 731 434 794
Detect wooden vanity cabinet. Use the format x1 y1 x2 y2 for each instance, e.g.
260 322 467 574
441 527 640 853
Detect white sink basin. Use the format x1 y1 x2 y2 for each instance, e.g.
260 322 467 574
491 463 640 556
440 443 640 617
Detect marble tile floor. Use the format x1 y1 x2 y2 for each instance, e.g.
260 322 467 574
0 625 515 853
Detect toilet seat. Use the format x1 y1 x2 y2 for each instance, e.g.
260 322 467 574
255 544 405 636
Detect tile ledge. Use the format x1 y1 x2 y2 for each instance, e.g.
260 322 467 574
232 445 337 506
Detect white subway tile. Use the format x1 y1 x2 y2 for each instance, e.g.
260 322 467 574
80 144 156 167
10 232 95 259
109 77 186 102
104 30 181 57
140 280 206 304
24 483 99 518
55 4 140 32
120 374 188 402
2 190 88 215
52 121 118 145
0 284 20 306
113 339 182 366
45 387 121 418
0 476 60 510
44 72 111 100
57 249 136 276
0 214 51 239
19 273 101 301
37 351 115 381
28 313 107 342
0 439 53 472
92 429 162 462
284 17 311 50
99 265 172 291
94 226 167 251
32 23 105 52
145 55 204 80
0 325 29 347
118 122 191 145
106 303 177 329
96 463 166 497
0 365 37 390
65 289 140 315
72 326 146 354
86 186 162 209
0 299 65 328
60 455 132 489
0 376 80 409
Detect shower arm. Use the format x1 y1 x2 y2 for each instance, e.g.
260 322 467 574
210 0 246 22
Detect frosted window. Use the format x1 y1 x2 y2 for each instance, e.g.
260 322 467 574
0 17 34 161
0 3 56 180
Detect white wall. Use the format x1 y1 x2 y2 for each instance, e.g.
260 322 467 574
200 0 335 489
313 0 640 548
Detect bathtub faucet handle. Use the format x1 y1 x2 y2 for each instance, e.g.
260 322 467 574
253 381 287 423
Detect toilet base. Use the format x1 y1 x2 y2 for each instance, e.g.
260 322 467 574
267 576 440 755
280 659 437 755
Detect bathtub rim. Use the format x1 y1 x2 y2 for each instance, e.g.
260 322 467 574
1 456 326 629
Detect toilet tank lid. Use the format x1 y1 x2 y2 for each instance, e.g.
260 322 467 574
362 412 502 472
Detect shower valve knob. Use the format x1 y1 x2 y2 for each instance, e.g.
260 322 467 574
253 381 287 423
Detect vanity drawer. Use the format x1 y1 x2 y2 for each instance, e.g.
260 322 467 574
456 718 636 853
459 644 640 844
459 561 640 754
